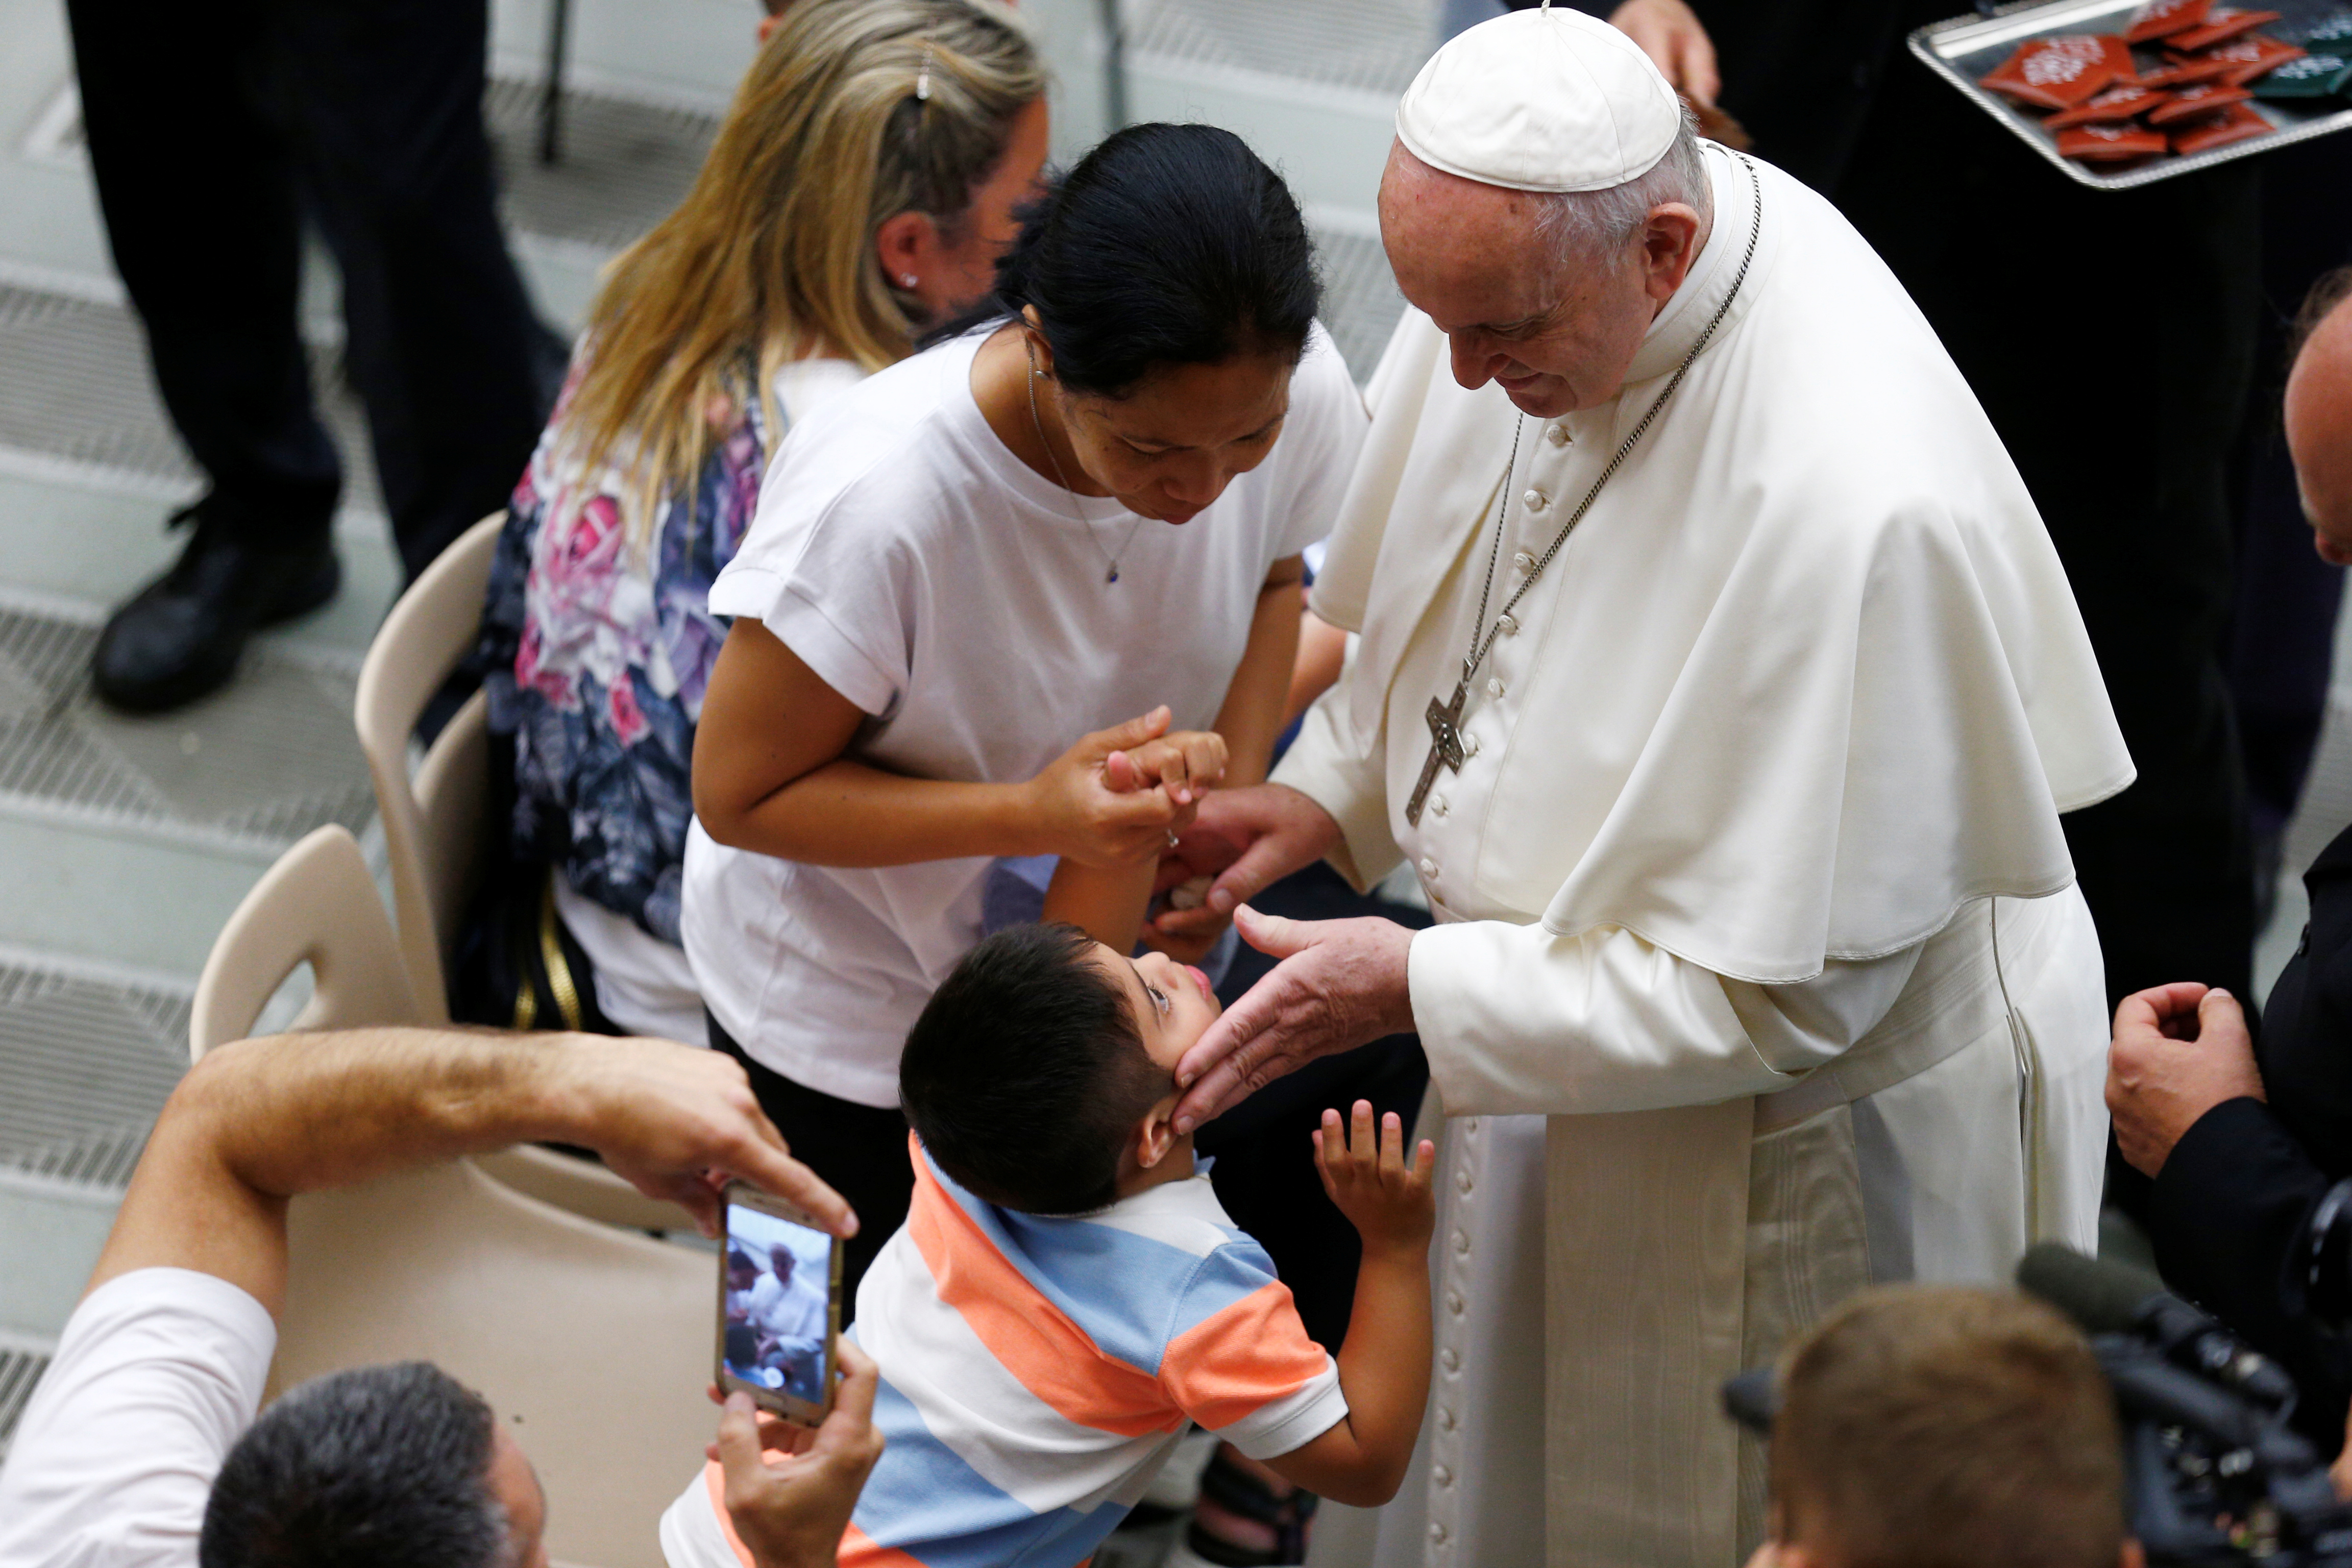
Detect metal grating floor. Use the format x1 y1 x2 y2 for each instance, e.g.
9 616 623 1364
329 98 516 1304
0 962 188 1191
0 283 379 505
1128 0 1435 96
485 77 719 254
0 604 374 854
1316 227 1407 385
0 1348 52 1458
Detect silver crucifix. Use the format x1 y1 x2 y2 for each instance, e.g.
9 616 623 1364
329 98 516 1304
1407 678 1468 826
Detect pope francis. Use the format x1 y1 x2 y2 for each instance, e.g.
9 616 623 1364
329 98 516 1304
1154 8 2136 1567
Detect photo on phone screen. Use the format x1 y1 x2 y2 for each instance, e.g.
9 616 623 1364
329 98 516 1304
721 1197 835 1408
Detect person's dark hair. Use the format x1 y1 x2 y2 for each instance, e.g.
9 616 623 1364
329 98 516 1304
200 1362 506 1568
994 122 1322 397
901 922 1171 1214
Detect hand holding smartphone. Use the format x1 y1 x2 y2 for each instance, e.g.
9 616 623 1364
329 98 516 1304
717 1181 845 1426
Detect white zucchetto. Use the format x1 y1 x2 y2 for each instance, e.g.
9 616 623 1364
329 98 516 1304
1395 3 1683 193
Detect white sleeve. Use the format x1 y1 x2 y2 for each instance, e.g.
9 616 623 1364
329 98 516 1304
1266 326 1373 564
0 1269 277 1568
1268 647 1402 892
1407 919 1925 1117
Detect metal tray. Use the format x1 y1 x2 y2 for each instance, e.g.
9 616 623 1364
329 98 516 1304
1909 0 2352 189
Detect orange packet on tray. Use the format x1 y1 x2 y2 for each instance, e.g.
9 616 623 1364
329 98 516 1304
1979 34 2132 107
2146 80 2253 120
2169 98 2272 151
2056 121 2171 160
2188 32 2309 83
2044 83 2173 125
2165 7 2283 51
2123 0 2214 41
2142 52 2242 83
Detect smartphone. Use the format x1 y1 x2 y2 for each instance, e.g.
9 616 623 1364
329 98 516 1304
715 1181 843 1426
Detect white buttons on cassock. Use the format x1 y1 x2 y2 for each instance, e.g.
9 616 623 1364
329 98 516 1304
1438 1406 1458 1431
1486 677 1506 699
1440 1347 1461 1372
1430 1523 1450 1544
1434 1465 1454 1488
1522 488 1548 511
1456 1169 1474 1193
1496 613 1517 637
1512 550 1534 573
1463 732 1480 757
1452 1229 1470 1255
1546 421 1571 447
1447 1289 1465 1315
1429 794 1448 818
1419 856 1437 879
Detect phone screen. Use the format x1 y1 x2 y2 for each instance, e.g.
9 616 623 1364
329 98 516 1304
721 1198 836 1407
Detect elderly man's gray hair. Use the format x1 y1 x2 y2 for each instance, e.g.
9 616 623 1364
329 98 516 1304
1531 108 1712 264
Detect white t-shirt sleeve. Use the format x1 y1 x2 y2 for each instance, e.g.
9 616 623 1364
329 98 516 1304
0 1269 277 1568
1267 326 1373 565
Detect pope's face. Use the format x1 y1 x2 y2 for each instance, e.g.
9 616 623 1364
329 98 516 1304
1378 141 1703 420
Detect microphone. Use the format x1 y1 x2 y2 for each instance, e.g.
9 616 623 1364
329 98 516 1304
2017 1241 2165 1335
2018 1242 2298 1414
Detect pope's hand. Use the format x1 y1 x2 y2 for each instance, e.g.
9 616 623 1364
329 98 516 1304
2105 983 2265 1177
1608 0 1720 107
1150 784 1342 943
1172 906 1417 1134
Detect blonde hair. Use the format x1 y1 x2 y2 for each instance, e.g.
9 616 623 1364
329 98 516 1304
1772 1286 2125 1568
560 0 1041 530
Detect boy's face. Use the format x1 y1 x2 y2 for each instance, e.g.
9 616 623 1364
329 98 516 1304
1089 942 1222 1075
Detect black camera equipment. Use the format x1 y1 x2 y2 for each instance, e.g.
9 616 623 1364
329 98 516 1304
1718 1244 2352 1566
2307 1179 2352 1330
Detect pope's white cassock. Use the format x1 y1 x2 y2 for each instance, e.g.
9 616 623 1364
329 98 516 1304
1279 16 2135 1568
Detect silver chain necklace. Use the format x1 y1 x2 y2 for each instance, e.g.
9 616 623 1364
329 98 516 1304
1026 346 1148 584
1407 153 1766 827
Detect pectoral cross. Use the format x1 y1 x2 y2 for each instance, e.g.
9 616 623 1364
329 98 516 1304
1407 679 1467 827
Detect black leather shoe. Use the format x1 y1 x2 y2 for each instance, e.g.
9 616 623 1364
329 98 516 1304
91 499 341 714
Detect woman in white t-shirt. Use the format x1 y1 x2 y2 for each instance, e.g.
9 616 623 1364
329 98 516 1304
464 0 1047 1044
686 122 1369 1293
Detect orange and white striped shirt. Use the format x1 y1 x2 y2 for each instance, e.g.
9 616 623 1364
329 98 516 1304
662 1135 1344 1568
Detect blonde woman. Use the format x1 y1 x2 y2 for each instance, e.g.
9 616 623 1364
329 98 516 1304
465 0 1047 1044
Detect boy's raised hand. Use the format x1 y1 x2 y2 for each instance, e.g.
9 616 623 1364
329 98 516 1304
1105 729 1229 807
1313 1100 1435 1256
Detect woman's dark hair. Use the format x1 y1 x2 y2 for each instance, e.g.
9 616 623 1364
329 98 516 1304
201 1362 504 1568
994 122 1322 397
901 922 1170 1215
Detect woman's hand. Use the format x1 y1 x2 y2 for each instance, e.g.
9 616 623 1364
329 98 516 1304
1024 706 1203 868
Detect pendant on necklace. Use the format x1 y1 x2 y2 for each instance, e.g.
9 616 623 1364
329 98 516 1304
1107 567 1118 584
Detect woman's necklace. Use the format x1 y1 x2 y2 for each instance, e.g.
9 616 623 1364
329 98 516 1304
1026 347 1148 584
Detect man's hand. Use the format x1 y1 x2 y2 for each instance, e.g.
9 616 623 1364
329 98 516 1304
1609 0 1720 106
1172 907 1417 1134
1315 1100 1436 1258
2106 983 2265 1177
713 1340 887 1568
1149 784 1343 944
551 1036 856 1241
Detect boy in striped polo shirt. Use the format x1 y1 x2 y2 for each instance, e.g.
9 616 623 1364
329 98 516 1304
662 922 1434 1568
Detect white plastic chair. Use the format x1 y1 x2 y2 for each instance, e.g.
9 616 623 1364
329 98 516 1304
353 511 502 1024
191 825 717 1568
352 515 684 1234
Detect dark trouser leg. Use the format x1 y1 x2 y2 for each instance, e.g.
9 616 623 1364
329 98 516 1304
1196 863 1431 1352
709 1014 913 1319
63 0 341 536
273 0 547 581
1834 71 2261 1015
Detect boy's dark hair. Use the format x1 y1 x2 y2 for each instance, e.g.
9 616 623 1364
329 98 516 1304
901 922 1172 1214
993 121 1322 398
201 1361 505 1568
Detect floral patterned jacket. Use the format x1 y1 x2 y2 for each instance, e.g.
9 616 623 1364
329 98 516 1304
478 360 770 946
